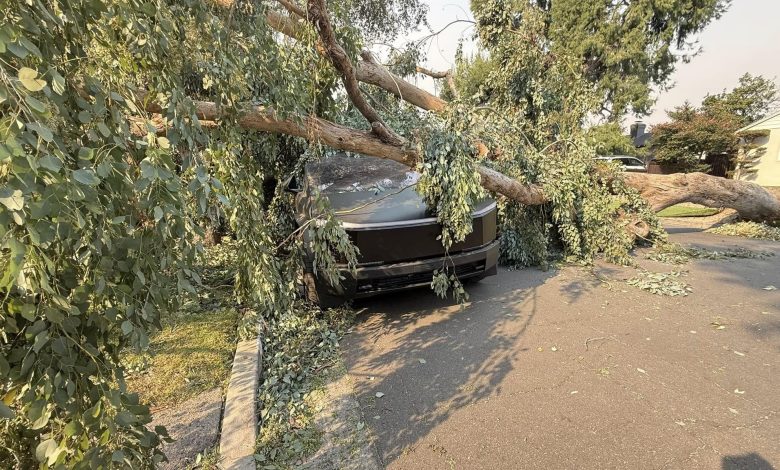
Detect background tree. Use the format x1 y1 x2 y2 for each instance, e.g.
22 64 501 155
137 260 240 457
468 0 730 119
702 73 779 126
586 123 645 157
650 75 778 172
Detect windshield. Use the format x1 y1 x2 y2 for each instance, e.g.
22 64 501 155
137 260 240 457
305 154 420 193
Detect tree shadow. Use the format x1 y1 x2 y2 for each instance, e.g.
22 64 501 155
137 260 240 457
342 268 556 464
722 453 776 470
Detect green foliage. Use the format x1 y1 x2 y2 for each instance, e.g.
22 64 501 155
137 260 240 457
417 113 485 250
459 2 663 266
649 102 741 171
651 74 778 172
471 0 729 118
586 123 645 157
0 0 363 466
255 304 353 468
702 73 779 126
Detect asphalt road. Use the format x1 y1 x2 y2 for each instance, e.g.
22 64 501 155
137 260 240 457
342 231 780 469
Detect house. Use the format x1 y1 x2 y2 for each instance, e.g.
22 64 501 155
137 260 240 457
735 110 780 187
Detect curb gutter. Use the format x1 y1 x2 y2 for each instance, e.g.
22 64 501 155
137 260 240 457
219 334 262 469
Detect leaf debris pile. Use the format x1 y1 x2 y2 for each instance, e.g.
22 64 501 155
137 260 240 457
706 222 780 241
627 270 692 296
646 242 773 264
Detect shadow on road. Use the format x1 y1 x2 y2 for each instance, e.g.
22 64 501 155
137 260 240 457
722 453 776 470
343 268 556 463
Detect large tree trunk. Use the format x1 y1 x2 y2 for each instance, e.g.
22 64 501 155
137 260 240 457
624 172 780 221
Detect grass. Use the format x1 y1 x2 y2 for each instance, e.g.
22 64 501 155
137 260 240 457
124 307 239 408
656 204 720 218
123 241 243 409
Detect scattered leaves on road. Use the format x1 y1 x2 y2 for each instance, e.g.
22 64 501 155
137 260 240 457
706 221 780 241
646 242 773 265
762 285 777 291
375 392 385 398
627 270 692 296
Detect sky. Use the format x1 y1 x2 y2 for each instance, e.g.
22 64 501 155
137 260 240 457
399 0 780 126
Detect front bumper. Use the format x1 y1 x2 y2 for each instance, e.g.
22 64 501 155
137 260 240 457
318 239 500 299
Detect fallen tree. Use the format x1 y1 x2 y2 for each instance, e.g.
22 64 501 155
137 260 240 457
251 2 780 221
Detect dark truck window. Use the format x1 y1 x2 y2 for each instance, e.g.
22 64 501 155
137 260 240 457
305 154 420 194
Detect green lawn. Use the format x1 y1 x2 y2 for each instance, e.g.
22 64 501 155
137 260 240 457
656 204 720 218
124 307 239 408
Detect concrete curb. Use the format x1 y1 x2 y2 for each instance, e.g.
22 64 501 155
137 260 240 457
219 334 262 469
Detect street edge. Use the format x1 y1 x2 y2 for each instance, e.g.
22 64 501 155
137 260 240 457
218 333 262 469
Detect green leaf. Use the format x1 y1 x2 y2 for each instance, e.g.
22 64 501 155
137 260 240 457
35 438 57 463
64 419 81 437
0 189 24 210
97 122 110 137
73 169 100 186
77 111 91 123
25 95 46 113
19 36 41 58
121 320 133 335
153 206 163 222
18 67 46 92
8 42 28 59
50 69 65 95
28 400 50 430
0 402 13 419
26 122 53 142
20 303 36 321
39 155 62 172
0 354 9 377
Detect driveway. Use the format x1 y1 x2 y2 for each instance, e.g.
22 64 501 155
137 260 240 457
342 231 779 469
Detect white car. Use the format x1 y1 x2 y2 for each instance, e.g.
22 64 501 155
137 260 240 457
595 155 647 172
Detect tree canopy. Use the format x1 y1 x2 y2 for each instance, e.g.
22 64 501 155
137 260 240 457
586 123 645 157
468 0 730 119
650 75 779 171
702 73 779 126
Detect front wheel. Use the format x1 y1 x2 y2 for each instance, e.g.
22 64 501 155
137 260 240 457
302 272 347 309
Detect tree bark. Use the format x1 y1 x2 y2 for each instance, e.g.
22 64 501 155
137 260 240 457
624 172 780 221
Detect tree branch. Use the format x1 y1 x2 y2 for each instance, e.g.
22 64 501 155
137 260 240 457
416 66 459 98
306 0 405 146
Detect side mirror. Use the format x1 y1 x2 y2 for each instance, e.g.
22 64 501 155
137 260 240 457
283 175 303 193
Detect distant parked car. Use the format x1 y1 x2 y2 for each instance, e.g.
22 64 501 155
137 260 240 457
287 154 499 307
596 155 647 172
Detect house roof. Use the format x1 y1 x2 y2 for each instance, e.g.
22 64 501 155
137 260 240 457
737 109 780 133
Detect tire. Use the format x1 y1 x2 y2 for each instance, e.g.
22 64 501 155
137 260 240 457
302 272 346 309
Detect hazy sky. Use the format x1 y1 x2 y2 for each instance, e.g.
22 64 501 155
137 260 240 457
403 0 780 126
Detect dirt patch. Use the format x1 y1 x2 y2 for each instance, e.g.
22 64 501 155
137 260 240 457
151 388 223 470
